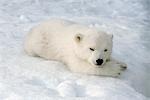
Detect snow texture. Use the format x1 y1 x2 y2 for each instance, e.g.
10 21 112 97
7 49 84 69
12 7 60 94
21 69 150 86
0 0 150 99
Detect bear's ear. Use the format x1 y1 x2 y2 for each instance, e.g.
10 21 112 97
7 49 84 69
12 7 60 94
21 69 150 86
75 33 83 43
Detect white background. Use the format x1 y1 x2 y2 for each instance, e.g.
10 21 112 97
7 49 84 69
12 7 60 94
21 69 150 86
0 0 149 99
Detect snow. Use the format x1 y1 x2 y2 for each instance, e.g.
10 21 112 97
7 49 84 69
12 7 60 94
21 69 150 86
57 80 77 97
0 0 150 99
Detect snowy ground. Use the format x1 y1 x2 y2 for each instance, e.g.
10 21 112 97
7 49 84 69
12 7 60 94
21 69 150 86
0 0 150 99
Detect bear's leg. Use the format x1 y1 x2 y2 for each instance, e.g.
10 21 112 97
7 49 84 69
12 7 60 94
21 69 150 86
67 57 127 77
109 57 127 70
24 42 38 57
94 58 127 77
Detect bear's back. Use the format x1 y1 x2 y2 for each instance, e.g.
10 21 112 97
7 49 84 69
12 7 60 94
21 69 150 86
24 19 79 60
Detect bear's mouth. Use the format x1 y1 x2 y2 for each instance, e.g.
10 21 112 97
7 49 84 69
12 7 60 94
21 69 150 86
94 62 104 68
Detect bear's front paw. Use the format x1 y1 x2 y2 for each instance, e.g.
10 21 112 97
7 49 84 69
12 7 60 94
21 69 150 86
110 63 127 77
109 67 123 77
116 62 127 71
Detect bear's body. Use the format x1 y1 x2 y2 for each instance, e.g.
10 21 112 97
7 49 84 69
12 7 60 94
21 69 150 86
24 19 127 77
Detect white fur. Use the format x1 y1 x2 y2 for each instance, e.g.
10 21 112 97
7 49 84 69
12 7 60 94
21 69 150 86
24 19 127 77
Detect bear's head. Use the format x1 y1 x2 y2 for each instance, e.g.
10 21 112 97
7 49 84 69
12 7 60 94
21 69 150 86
73 28 113 67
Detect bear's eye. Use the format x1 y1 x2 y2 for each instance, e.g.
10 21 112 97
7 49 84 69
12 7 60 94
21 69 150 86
89 48 95 51
104 49 108 52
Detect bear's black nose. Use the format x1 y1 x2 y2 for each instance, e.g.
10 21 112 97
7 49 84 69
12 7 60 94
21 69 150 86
96 59 103 65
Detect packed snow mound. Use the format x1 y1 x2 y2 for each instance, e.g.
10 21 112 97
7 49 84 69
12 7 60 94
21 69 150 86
0 0 150 99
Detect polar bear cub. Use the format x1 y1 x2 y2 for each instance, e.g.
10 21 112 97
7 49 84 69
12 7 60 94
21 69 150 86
24 19 127 77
